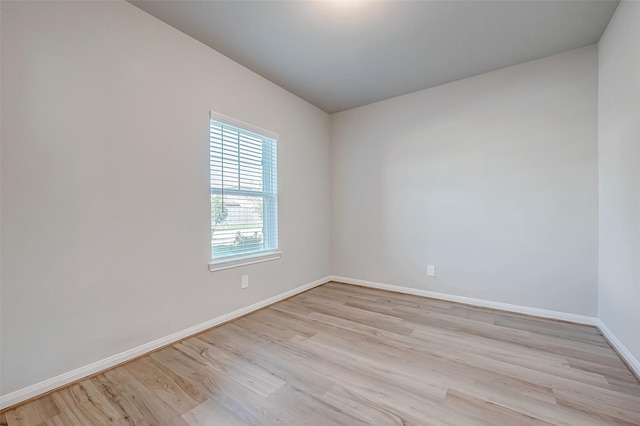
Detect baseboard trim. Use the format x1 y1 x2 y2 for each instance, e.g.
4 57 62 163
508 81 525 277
6 276 637 410
0 276 331 411
329 275 599 326
596 319 640 380
329 276 640 377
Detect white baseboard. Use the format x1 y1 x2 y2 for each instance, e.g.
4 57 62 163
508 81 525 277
0 276 331 411
596 319 640 379
329 275 599 326
5 275 637 410
329 276 640 378
331 275 640 380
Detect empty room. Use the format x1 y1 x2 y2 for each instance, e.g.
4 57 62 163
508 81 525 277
1 0 639 424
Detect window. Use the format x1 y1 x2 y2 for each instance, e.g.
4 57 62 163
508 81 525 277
209 112 280 271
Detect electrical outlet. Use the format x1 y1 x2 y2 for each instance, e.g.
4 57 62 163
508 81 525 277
427 265 435 277
241 275 249 289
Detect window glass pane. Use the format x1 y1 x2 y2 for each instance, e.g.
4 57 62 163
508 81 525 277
211 194 265 257
210 115 278 261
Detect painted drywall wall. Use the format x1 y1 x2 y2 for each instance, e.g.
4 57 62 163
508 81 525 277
598 1 640 364
331 46 599 316
0 1 331 395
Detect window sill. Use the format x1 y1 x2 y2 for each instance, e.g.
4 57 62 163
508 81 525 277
209 250 282 272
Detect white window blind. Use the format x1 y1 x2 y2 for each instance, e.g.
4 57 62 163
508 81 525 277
210 113 278 263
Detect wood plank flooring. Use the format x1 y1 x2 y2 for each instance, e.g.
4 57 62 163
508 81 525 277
2 282 640 425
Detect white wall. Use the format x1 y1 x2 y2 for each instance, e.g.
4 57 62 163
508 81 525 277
598 1 640 364
331 46 599 316
0 1 331 395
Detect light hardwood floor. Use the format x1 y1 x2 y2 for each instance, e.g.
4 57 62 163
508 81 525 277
2 282 640 425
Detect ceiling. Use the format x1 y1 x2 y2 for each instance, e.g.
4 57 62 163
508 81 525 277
130 1 619 114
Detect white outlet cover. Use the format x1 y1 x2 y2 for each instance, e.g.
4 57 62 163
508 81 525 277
241 275 249 288
427 265 435 277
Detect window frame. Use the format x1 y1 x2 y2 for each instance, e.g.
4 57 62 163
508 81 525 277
208 111 281 272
